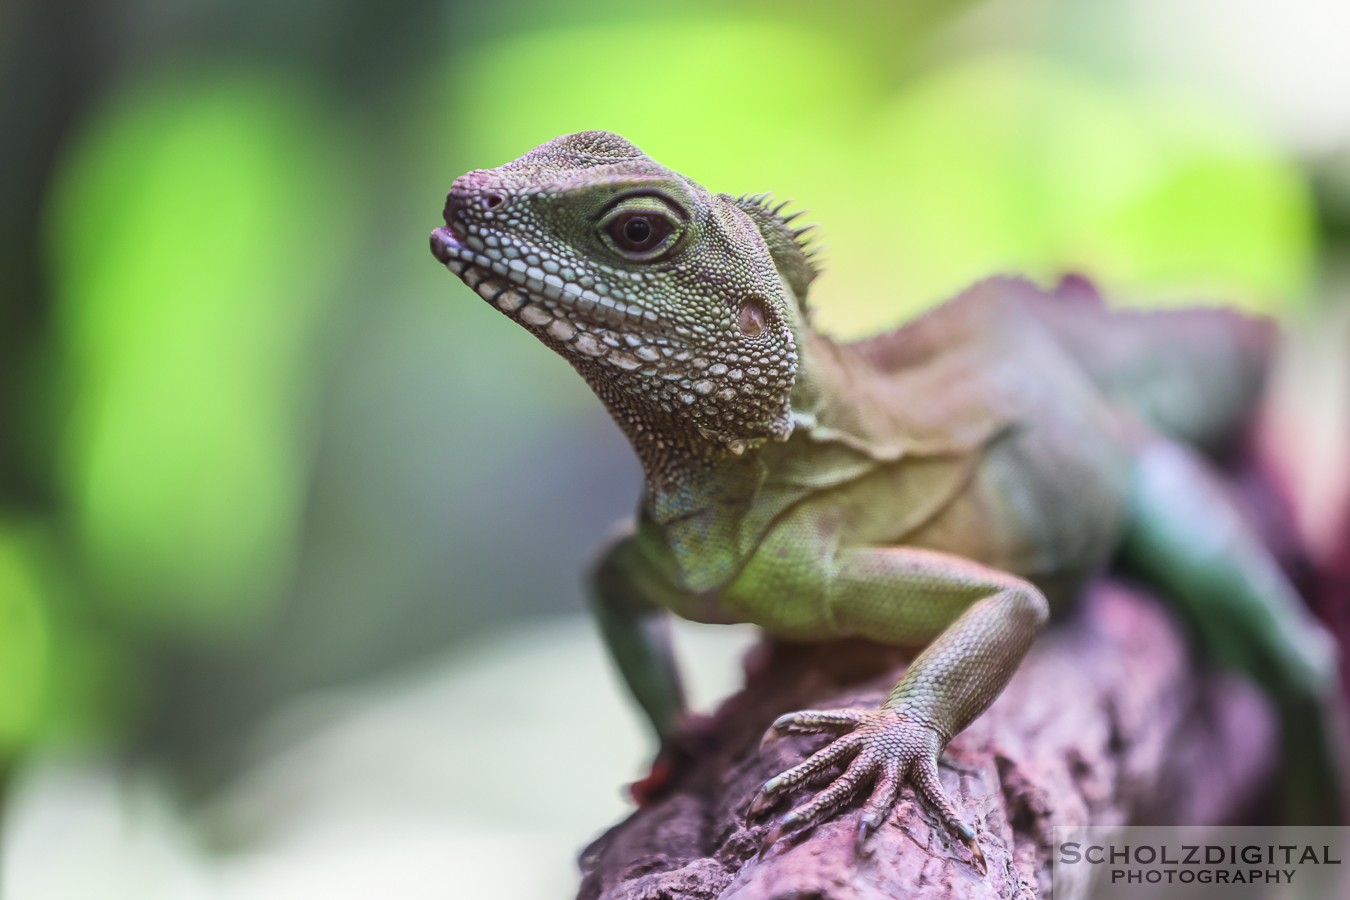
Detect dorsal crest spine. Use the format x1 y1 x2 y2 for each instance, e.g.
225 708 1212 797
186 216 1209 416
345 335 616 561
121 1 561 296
731 192 822 309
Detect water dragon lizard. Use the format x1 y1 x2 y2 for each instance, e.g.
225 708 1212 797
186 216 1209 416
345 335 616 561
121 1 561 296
428 131 1342 864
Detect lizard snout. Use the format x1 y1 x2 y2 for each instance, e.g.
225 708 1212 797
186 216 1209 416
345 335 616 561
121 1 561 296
444 170 508 236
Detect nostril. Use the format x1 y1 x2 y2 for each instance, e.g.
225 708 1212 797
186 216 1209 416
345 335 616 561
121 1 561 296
482 192 505 210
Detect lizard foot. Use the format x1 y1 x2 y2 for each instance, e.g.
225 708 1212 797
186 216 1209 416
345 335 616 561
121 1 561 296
628 712 719 807
749 706 983 869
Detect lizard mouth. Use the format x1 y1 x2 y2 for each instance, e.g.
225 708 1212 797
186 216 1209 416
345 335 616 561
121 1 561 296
429 225 466 265
428 226 662 334
429 226 536 317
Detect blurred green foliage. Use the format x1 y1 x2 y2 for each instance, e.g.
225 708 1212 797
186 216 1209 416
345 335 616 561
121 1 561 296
0 528 49 754
0 522 129 760
864 57 1312 320
0 2 1324 778
49 71 353 634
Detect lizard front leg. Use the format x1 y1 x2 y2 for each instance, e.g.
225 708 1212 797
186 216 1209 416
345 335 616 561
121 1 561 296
746 547 1048 862
589 525 698 801
590 526 690 739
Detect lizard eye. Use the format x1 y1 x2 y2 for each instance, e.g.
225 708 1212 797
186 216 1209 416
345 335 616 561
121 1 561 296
599 207 679 259
620 216 656 247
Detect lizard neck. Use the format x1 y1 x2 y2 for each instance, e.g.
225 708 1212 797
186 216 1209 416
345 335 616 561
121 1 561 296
596 385 766 523
625 325 837 526
621 328 881 594
783 328 837 429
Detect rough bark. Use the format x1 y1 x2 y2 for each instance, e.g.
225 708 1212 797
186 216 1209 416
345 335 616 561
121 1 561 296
577 582 1278 900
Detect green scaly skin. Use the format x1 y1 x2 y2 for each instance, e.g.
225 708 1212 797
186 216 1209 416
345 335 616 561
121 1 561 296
429 132 1344 862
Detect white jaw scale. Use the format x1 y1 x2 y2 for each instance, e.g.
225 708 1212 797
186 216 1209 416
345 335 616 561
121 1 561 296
430 226 661 334
430 226 708 381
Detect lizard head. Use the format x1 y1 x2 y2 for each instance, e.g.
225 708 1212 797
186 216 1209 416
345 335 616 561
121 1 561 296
430 131 819 477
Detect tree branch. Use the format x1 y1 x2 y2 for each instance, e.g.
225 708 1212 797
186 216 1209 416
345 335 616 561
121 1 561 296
578 582 1278 900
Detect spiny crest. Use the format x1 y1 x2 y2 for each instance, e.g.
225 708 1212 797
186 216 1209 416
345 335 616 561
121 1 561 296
739 192 825 266
732 192 823 310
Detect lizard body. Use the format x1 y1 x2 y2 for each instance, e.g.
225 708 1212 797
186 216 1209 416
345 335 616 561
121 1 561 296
429 132 1342 859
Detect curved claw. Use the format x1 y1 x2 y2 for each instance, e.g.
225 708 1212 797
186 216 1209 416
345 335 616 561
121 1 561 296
854 812 882 857
757 813 800 859
912 758 975 845
746 788 780 822
962 828 987 874
853 760 901 857
760 725 784 750
938 815 986 873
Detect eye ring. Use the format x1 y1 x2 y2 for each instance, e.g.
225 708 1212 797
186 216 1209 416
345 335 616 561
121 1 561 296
599 207 680 259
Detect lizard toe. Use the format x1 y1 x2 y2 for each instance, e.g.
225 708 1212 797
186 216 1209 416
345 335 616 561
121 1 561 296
763 708 868 746
854 759 902 856
910 752 985 871
755 728 865 802
752 705 982 861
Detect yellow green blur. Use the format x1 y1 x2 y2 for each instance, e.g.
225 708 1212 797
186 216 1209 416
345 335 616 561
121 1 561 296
8 6 1317 762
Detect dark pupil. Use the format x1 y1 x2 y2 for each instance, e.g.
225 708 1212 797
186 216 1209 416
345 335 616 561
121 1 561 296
623 217 653 246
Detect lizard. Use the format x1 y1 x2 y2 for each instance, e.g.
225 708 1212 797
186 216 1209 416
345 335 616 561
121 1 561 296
427 131 1344 864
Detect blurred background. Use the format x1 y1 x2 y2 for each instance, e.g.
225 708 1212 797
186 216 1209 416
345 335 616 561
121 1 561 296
2 0 1349 897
